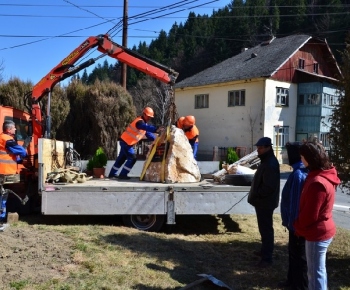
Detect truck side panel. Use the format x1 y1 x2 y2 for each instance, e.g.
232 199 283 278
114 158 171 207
174 191 249 214
42 191 166 215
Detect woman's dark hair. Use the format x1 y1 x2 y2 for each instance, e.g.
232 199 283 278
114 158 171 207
299 142 332 170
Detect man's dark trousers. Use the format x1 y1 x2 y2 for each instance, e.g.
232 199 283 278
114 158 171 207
255 207 274 263
288 231 308 289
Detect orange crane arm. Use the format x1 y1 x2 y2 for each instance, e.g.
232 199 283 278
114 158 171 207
31 34 179 103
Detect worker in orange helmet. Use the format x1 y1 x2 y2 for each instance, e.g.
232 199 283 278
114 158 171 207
182 115 199 160
108 107 163 180
176 116 185 129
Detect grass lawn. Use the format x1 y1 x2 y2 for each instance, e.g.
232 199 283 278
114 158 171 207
1 214 350 290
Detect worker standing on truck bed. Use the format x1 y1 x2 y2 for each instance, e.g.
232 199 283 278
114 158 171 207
182 115 199 160
0 120 27 230
108 107 163 180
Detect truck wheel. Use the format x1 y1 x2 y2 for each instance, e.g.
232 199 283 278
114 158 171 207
122 214 165 232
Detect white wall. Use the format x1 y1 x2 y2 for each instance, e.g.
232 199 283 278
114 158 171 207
263 79 298 162
175 78 299 162
263 79 298 142
175 79 266 155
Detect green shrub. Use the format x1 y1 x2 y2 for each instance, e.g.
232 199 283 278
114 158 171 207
87 147 108 170
226 147 239 164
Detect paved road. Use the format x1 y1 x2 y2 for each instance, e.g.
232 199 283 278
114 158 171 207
233 172 350 231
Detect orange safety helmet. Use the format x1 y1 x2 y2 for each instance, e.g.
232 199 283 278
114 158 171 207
176 116 185 129
183 115 195 127
143 107 154 118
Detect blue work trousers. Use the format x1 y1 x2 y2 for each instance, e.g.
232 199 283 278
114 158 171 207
108 140 137 178
0 191 8 222
191 142 198 160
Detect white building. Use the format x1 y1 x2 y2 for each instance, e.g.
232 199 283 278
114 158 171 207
174 34 341 162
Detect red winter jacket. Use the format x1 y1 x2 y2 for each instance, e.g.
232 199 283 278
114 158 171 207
294 166 340 241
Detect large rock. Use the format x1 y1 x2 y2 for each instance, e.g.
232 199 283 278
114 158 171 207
143 126 201 183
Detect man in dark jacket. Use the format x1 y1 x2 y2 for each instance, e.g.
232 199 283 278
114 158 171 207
248 137 280 268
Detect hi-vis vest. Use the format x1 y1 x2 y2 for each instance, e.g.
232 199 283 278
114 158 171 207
0 133 18 174
185 125 199 143
121 117 146 146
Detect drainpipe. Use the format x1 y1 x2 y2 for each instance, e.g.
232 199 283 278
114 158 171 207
275 125 280 160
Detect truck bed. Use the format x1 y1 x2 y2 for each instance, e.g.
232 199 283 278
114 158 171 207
41 177 251 215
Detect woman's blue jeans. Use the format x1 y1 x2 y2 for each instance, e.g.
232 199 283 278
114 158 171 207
305 238 333 290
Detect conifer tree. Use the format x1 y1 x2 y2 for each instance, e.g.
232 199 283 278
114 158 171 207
329 37 350 193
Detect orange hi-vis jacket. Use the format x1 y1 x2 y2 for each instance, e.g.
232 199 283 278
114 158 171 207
185 125 199 143
0 133 18 174
121 117 146 146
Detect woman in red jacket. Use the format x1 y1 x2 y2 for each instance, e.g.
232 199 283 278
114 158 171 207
294 142 340 290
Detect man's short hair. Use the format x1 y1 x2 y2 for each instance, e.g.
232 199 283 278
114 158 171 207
3 120 15 132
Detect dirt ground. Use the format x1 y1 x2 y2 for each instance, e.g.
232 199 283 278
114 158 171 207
0 225 74 286
0 165 292 287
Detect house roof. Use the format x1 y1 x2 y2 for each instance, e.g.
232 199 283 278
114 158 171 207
175 34 313 89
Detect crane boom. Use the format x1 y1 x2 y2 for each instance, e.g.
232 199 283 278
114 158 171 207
29 34 179 138
31 34 179 103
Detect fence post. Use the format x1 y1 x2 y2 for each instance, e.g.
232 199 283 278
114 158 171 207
213 146 219 161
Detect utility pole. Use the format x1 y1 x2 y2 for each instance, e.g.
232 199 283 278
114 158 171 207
121 0 128 89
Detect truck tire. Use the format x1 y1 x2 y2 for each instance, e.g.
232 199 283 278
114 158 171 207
224 174 254 186
122 214 165 232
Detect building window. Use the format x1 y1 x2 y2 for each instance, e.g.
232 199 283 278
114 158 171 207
274 126 289 147
299 94 304 105
313 63 319 74
276 87 289 106
320 133 330 148
228 90 245 106
298 59 305 69
307 94 320 105
195 94 209 109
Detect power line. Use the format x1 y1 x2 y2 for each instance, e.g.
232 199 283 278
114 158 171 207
1 3 350 8
1 11 349 19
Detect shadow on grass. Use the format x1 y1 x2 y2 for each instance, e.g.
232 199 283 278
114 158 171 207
103 231 350 290
18 213 241 235
102 230 288 290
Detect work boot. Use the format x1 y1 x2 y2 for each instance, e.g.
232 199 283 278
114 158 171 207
0 223 8 232
118 175 130 180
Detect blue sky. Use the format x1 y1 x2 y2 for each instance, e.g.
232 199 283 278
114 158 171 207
0 0 230 85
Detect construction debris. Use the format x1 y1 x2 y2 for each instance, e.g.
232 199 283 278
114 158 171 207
179 273 232 290
46 168 92 184
212 150 259 183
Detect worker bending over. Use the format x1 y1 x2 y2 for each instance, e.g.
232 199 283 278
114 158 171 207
176 116 185 129
108 107 163 180
0 120 27 230
182 115 199 160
